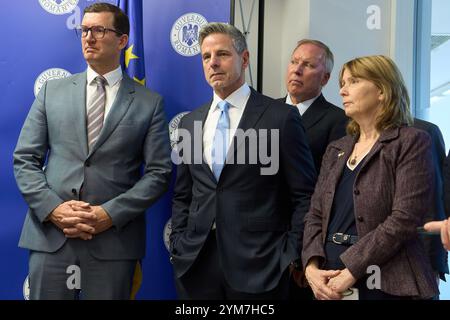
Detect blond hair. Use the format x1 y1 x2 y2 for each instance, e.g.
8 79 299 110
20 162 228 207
339 55 412 136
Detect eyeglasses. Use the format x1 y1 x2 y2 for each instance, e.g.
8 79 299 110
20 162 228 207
75 25 123 39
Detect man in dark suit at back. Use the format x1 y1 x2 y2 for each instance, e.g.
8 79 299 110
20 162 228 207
414 118 448 296
170 22 317 299
278 39 347 299
424 151 450 251
279 39 348 173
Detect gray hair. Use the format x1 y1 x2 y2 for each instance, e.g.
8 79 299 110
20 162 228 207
199 22 247 54
293 39 334 74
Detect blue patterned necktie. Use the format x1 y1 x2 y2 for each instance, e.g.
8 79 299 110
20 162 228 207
212 101 230 181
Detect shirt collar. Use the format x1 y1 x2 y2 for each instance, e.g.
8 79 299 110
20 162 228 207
211 83 251 112
87 65 123 86
286 94 320 116
285 94 320 108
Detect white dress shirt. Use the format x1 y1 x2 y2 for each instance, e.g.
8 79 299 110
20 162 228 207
203 83 251 170
86 65 123 122
285 94 320 116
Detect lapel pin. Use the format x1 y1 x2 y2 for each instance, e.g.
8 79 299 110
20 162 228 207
338 151 345 158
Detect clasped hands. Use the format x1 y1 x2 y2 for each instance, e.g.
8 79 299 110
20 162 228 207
305 262 356 300
48 200 113 240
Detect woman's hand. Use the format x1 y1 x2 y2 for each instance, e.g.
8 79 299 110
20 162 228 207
327 268 357 295
305 261 342 300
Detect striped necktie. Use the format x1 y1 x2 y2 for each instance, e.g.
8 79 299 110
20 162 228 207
211 100 230 181
87 76 107 150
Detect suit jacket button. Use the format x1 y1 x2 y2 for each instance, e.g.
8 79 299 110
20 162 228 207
85 161 90 167
169 256 173 264
357 216 364 222
354 189 360 195
71 188 77 195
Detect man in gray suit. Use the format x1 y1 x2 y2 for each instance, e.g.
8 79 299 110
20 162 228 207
13 3 171 300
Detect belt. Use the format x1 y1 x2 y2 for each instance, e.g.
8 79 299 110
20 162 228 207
326 233 358 245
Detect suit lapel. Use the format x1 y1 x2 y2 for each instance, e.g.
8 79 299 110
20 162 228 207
358 127 399 172
88 73 135 156
71 72 89 157
194 102 216 182
301 94 329 130
321 136 356 237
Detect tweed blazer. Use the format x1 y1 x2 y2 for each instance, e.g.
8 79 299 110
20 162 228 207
302 126 439 299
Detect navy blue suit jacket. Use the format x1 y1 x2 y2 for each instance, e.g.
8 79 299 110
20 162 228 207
170 88 317 293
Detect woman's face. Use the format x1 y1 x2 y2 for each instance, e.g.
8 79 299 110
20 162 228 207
339 68 383 122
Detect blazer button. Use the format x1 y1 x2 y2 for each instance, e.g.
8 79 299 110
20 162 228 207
357 216 364 222
354 189 360 195
71 188 77 196
85 161 90 167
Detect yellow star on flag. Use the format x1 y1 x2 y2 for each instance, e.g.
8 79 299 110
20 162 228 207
125 45 139 68
133 77 146 86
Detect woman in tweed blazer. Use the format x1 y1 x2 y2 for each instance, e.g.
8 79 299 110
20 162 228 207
302 55 439 300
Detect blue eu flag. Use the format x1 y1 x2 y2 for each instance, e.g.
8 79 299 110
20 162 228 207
118 0 146 86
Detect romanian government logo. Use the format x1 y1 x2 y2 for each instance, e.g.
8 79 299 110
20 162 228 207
38 0 79 15
170 13 208 57
169 111 190 149
34 68 72 97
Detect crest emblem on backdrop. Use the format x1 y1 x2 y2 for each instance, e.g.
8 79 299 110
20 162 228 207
170 13 208 57
34 68 72 97
169 111 190 149
38 0 79 15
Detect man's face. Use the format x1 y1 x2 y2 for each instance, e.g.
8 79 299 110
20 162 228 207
81 12 127 71
285 43 330 103
201 33 249 99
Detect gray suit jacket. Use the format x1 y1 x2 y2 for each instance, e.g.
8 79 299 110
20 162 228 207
302 126 438 299
13 72 172 260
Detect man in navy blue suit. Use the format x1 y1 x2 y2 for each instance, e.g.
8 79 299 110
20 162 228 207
170 22 317 299
425 150 450 248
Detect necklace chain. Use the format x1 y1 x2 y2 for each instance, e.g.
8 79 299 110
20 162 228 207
349 141 376 166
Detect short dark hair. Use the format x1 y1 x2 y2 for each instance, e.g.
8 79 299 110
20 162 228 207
84 2 130 36
199 22 247 54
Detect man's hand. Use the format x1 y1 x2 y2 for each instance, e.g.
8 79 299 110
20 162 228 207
48 200 96 240
62 206 113 239
424 218 450 250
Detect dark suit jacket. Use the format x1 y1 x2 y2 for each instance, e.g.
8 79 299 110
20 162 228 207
445 150 450 216
277 94 348 172
413 118 448 278
171 88 317 294
302 126 439 299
